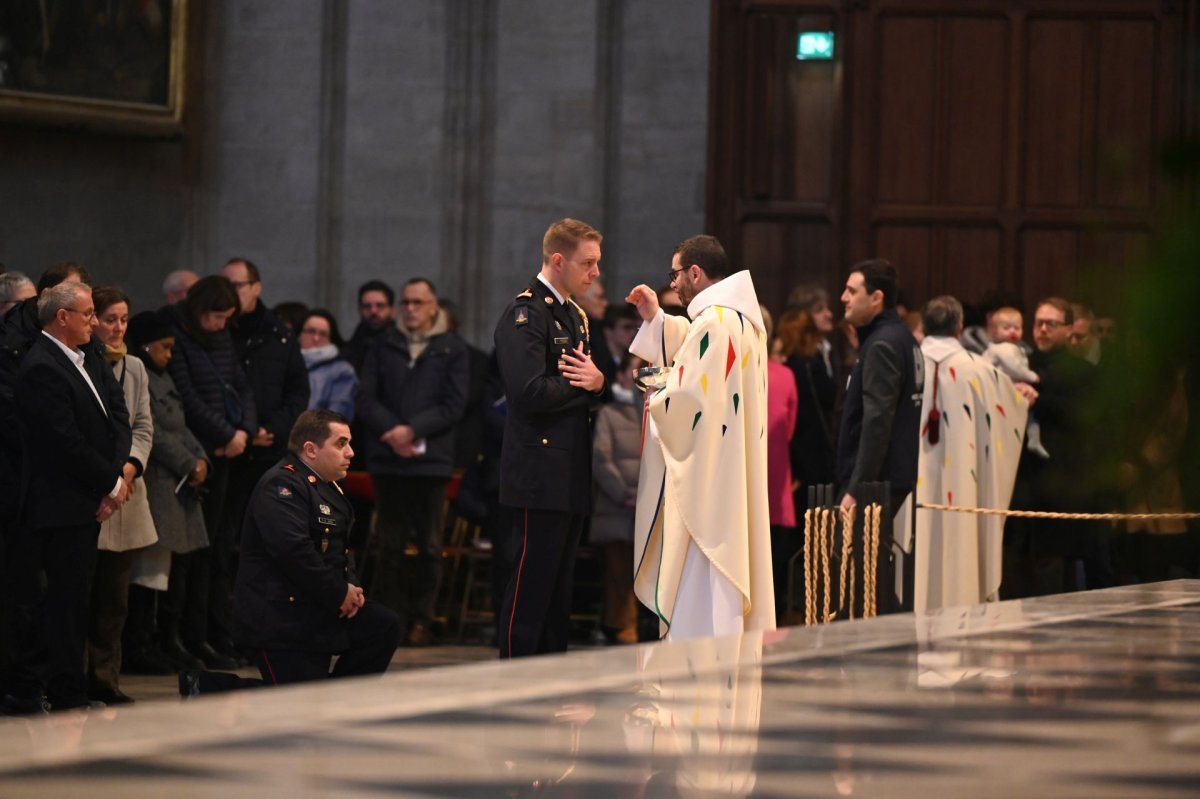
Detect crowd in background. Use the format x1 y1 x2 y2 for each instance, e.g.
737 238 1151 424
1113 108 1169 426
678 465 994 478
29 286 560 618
0 255 1194 711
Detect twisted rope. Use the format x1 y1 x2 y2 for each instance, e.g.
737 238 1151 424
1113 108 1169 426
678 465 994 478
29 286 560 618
918 504 1200 521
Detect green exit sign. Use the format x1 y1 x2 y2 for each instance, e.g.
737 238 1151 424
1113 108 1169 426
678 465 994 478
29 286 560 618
796 31 835 61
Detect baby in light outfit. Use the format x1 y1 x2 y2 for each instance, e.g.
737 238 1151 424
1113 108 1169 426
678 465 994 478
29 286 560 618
983 307 1049 458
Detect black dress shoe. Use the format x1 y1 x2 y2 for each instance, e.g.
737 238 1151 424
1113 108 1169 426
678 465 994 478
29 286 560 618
88 685 135 705
178 669 201 698
187 641 239 670
161 636 205 670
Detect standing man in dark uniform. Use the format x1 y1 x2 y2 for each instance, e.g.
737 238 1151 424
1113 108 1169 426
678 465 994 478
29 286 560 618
493 218 607 658
232 410 399 684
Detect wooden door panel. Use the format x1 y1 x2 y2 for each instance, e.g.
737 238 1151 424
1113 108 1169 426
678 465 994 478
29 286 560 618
1095 19 1157 208
709 0 1191 317
942 17 1009 206
742 219 834 309
876 15 937 204
1020 228 1079 307
1023 18 1088 208
943 227 1004 303
874 224 933 301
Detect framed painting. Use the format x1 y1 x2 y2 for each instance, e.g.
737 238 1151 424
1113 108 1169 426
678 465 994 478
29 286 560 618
0 0 188 135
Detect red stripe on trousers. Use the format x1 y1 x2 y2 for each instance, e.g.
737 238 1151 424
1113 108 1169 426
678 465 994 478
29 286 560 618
507 509 530 658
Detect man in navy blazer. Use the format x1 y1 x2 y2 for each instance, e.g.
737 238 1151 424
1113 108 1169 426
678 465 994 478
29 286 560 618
13 281 133 711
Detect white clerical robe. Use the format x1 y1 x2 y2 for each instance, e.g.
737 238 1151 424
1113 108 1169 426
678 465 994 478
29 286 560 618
631 271 775 640
901 336 1028 612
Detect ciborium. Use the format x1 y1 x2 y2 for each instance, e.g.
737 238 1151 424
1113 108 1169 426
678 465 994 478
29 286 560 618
633 366 672 392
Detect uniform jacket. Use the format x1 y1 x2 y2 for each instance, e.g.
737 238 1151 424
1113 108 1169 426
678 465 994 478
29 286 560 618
98 355 159 551
494 277 603 514
356 319 468 479
16 333 133 531
836 308 923 500
165 304 259 452
233 453 357 652
230 301 310 461
142 363 210 554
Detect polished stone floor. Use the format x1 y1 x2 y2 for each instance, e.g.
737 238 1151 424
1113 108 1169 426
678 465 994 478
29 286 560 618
0 581 1197 797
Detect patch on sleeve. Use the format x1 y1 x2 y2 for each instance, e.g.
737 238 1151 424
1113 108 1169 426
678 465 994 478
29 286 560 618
277 485 293 497
514 307 530 326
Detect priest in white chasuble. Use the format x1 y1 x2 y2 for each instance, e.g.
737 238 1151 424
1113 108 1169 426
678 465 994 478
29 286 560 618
626 235 775 641
906 296 1031 612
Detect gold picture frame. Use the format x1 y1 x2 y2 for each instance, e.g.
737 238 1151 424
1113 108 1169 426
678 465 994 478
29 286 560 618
0 0 188 135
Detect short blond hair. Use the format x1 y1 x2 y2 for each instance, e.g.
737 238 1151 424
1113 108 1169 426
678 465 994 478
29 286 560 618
542 218 602 264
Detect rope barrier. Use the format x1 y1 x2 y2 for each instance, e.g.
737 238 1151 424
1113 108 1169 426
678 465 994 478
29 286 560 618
917 503 1200 521
802 503 885 626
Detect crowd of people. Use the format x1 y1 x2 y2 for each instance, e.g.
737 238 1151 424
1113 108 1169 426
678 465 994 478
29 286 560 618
0 242 1192 711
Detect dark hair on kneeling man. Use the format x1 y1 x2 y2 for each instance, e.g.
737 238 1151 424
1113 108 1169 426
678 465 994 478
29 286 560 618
289 409 350 455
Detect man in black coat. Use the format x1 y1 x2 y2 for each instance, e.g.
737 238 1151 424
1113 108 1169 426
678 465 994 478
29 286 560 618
233 410 398 684
1003 297 1105 597
345 280 396 374
836 259 923 614
356 277 468 645
493 219 607 658
13 282 133 710
223 258 311 468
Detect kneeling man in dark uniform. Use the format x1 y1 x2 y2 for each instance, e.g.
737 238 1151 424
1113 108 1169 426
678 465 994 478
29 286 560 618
233 409 400 685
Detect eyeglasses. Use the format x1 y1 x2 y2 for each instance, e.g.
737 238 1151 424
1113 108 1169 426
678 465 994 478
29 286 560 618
399 299 430 307
228 280 257 290
300 327 330 340
667 267 686 284
65 308 96 321
1033 319 1066 330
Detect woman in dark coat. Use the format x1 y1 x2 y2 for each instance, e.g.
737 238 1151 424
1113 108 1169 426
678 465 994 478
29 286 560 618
164 276 257 669
778 306 837 516
126 311 213 673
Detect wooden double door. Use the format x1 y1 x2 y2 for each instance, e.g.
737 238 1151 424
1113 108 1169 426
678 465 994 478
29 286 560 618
708 0 1197 315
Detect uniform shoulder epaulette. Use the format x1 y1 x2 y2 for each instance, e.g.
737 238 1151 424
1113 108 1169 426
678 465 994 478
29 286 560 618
515 288 533 300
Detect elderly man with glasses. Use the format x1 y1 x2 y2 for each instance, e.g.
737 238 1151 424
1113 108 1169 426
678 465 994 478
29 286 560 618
11 281 133 712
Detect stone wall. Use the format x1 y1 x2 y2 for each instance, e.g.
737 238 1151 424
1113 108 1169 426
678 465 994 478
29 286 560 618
0 0 709 346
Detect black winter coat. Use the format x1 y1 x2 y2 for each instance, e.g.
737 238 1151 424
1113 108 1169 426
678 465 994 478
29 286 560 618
229 302 310 461
836 308 923 500
356 325 469 479
0 298 41 509
164 304 259 452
